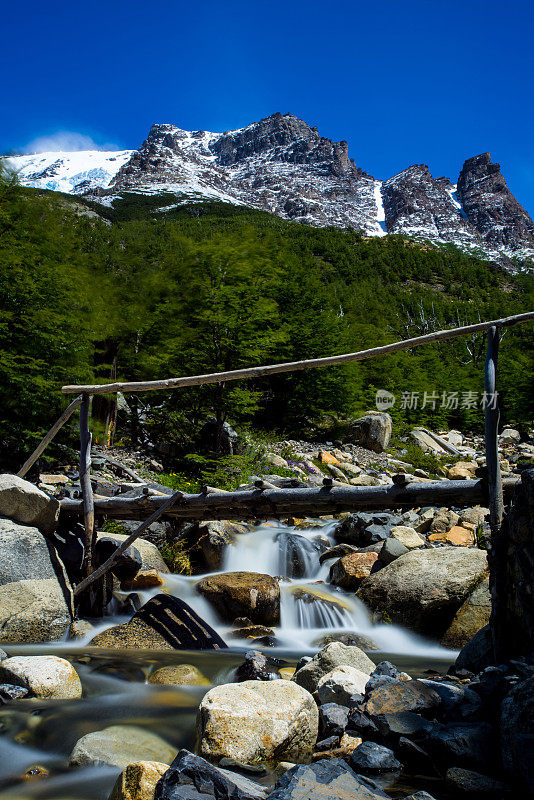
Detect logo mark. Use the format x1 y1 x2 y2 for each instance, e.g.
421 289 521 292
375 389 395 410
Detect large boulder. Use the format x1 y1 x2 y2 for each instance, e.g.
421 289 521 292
292 642 375 694
69 725 177 769
97 532 169 573
357 547 488 637
441 576 491 649
154 749 267 800
455 625 495 674
0 655 81 699
500 674 534 792
0 519 64 585
196 572 280 625
90 594 227 650
0 578 72 643
109 761 170 800
197 680 318 764
346 413 392 453
0 474 59 534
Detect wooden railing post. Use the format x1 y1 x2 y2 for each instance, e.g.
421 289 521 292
17 395 83 478
79 393 95 580
484 326 503 533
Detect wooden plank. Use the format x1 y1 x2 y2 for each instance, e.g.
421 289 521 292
17 395 83 478
74 489 184 596
79 394 95 579
61 312 534 396
60 476 520 522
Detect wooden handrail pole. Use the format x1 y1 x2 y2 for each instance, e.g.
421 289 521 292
60 312 534 396
79 394 95 580
17 395 83 478
484 326 503 532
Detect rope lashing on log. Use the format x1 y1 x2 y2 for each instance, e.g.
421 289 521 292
61 312 534 396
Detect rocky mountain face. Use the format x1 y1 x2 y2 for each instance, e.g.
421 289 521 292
457 153 534 260
107 113 384 236
9 113 534 269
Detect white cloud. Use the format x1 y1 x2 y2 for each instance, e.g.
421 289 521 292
24 131 119 153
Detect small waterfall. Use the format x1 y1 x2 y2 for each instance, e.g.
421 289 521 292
293 593 354 628
275 531 326 578
223 524 328 579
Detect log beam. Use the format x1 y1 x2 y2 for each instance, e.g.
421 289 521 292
60 477 519 522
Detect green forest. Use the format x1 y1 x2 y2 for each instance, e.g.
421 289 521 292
1 163 533 473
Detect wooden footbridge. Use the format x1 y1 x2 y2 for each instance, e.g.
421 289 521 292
16 312 534 597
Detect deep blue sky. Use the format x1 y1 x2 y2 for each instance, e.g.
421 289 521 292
2 0 533 212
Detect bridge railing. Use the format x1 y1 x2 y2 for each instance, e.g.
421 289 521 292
16 311 534 593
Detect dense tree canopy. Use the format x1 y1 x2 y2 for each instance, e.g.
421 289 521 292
0 174 533 471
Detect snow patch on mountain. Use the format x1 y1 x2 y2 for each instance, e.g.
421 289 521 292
8 150 133 194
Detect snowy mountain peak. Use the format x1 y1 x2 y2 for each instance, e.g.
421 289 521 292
6 116 534 269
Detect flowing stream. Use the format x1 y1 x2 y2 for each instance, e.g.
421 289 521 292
0 518 456 799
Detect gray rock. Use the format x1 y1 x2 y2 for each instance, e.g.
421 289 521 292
499 428 521 444
0 520 61 585
90 594 227 650
0 683 29 702
426 722 495 771
350 741 403 774
319 544 359 565
357 547 488 636
445 767 508 795
455 625 495 674
292 642 375 693
347 413 392 453
377 538 409 567
364 680 441 716
0 474 59 534
419 681 481 720
441 577 491 649
267 759 389 800
197 680 318 764
0 578 72 643
198 521 246 570
317 665 370 705
319 703 350 738
0 655 82 699
69 724 177 769
96 532 169 573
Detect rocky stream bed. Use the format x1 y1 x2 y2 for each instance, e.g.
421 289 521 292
0 422 533 800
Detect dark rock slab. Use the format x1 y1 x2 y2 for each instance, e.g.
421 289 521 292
266 758 389 800
365 680 441 716
155 749 267 800
233 650 280 682
319 703 350 738
90 594 227 650
349 741 403 774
